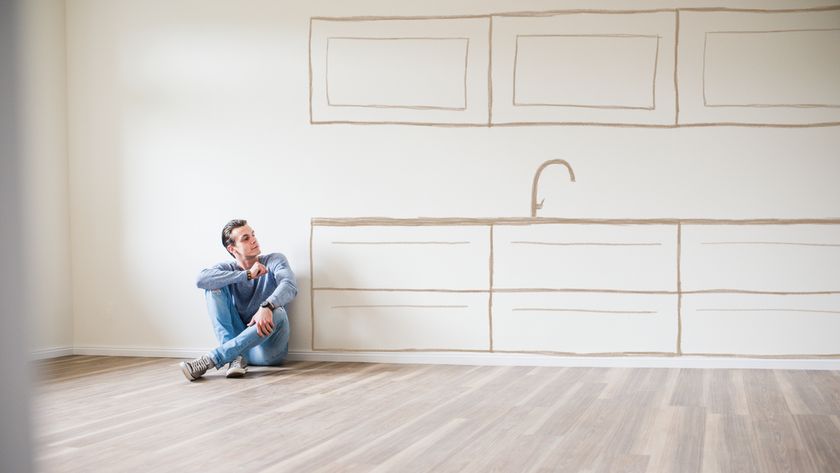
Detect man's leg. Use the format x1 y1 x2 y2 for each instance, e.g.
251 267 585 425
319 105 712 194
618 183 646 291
246 307 290 366
205 287 247 346
181 287 246 381
204 287 250 377
209 306 290 367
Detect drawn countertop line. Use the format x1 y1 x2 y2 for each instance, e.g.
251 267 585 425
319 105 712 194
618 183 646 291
312 217 840 226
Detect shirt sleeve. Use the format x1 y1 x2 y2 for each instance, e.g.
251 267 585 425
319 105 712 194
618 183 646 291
196 261 247 290
264 253 298 308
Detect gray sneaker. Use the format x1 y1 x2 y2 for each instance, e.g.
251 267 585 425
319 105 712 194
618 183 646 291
226 355 248 378
180 354 216 381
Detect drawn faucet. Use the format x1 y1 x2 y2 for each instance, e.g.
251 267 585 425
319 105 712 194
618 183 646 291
531 159 576 217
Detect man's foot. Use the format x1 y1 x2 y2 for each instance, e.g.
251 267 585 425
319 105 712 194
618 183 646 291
180 354 216 381
226 355 248 378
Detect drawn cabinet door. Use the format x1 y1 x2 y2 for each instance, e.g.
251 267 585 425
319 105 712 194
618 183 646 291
678 9 840 125
490 12 677 125
492 223 679 291
492 292 678 354
311 223 492 351
310 17 490 125
681 224 840 355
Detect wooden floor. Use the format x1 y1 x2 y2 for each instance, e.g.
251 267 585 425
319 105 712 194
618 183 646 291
33 356 840 473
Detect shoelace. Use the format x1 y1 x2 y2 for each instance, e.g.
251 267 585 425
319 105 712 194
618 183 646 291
193 356 213 372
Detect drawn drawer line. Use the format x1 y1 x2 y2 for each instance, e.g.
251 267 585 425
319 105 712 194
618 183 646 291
696 308 840 315
511 308 658 314
510 241 663 246
331 304 470 309
700 241 840 247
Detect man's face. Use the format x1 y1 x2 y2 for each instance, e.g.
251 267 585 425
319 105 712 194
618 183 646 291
227 225 261 259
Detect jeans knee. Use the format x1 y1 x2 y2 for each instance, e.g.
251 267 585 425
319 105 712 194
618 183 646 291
272 307 289 327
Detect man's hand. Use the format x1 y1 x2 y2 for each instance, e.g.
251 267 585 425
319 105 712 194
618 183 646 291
247 307 274 337
249 262 268 279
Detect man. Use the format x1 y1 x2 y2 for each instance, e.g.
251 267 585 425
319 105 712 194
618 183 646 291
180 219 297 381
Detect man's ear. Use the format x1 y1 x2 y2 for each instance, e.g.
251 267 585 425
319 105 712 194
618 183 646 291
226 244 237 256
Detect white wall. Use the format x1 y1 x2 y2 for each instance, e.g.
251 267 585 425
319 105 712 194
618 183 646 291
21 0 73 355
63 0 840 357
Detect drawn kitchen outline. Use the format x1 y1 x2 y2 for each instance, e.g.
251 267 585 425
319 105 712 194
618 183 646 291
309 5 840 127
310 159 840 358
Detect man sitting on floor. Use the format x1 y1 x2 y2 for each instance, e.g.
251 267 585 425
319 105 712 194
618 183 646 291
180 219 297 381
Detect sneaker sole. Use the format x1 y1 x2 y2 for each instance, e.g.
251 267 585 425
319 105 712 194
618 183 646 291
179 361 199 381
226 367 246 378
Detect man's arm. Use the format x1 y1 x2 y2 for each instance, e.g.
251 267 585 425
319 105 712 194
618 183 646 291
264 253 298 308
196 262 247 290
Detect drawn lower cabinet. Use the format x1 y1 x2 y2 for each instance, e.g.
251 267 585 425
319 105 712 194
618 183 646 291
680 224 840 355
492 292 679 354
491 223 680 354
311 223 492 351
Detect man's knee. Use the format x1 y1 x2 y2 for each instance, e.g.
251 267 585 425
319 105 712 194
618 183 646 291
271 307 289 328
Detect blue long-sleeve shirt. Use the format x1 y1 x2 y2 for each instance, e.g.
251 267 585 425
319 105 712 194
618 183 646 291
196 253 298 324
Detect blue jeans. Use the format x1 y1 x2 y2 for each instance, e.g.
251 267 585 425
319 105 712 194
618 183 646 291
205 287 289 368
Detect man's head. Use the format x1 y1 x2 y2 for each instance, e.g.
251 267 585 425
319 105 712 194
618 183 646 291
221 219 261 259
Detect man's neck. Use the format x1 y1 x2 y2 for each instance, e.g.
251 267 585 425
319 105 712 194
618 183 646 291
236 255 260 270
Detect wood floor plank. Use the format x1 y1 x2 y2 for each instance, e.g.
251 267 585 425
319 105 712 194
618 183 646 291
32 358 840 473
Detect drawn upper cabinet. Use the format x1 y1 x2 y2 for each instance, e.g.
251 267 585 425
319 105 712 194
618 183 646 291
490 12 677 126
678 9 840 126
309 17 490 125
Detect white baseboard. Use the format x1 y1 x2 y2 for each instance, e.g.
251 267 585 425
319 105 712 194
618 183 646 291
30 346 840 370
287 350 840 370
30 346 74 360
71 345 208 359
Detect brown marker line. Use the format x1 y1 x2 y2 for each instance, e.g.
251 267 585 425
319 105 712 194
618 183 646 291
509 241 663 246
679 352 840 359
705 103 840 109
703 28 840 109
710 27 840 35
674 10 680 125
487 16 493 126
513 103 656 110
676 223 683 355
489 224 495 352
511 34 519 107
309 221 316 350
702 31 709 106
331 304 469 309
652 35 660 111
327 103 468 111
314 287 490 293
696 308 840 315
310 119 840 127
701 241 840 247
325 37 470 110
312 217 840 226
310 347 495 353
464 36 470 111
512 34 659 110
310 6 840 24
511 308 657 314
331 240 472 245
308 17 314 124
493 350 679 357
682 289 840 295
494 288 678 294
325 36 332 107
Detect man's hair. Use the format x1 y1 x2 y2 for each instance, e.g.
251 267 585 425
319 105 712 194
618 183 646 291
221 219 248 256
